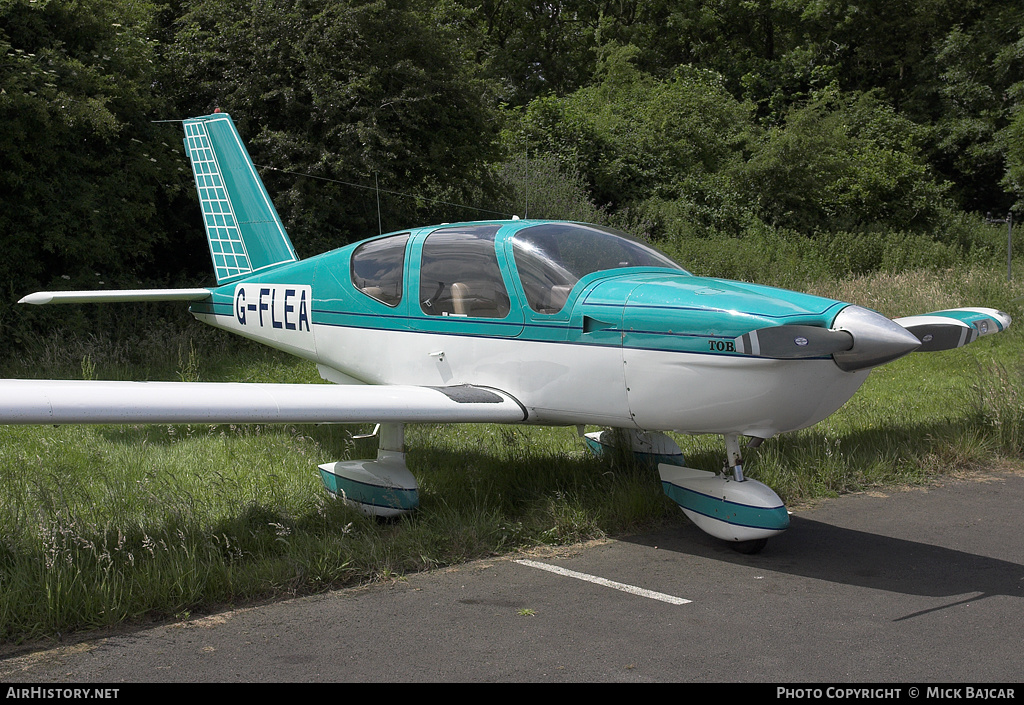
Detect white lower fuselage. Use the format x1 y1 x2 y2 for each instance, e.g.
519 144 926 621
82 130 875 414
195 311 870 439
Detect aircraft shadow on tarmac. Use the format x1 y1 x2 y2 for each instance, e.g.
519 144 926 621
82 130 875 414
624 516 1024 620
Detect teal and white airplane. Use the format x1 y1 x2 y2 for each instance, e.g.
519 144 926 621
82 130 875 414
0 112 1011 553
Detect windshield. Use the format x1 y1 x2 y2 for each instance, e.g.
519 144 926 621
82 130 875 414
511 223 684 314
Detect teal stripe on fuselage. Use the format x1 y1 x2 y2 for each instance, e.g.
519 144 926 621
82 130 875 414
194 298 843 357
191 221 850 359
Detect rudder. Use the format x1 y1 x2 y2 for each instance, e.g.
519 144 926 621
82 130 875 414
183 112 298 284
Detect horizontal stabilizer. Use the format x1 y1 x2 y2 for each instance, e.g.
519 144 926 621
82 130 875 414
894 307 1011 352
0 380 528 425
19 289 212 305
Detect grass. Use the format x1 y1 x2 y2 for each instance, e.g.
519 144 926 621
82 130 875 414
1 265 1022 644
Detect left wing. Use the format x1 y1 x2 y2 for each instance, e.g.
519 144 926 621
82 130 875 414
0 380 528 425
10 287 530 426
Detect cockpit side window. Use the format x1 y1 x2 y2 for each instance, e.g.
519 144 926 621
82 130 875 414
351 233 409 307
419 225 511 318
511 223 684 313
511 237 578 314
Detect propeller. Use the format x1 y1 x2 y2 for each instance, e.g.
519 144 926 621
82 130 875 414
734 306 1010 372
894 317 977 352
735 305 921 371
893 307 1011 352
734 325 853 359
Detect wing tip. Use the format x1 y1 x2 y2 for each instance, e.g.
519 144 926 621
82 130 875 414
18 292 52 305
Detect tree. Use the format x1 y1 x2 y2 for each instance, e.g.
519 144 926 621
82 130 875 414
163 0 502 255
1001 102 1024 213
931 9 1024 213
739 87 951 232
0 0 188 339
512 45 753 229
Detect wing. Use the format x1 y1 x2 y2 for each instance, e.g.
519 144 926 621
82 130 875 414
0 380 527 425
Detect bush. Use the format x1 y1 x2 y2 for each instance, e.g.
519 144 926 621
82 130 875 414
737 87 952 233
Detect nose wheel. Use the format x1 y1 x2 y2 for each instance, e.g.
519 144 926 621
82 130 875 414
724 433 746 482
731 537 769 554
722 436 770 554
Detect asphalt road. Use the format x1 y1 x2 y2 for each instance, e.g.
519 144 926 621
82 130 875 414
2 469 1022 683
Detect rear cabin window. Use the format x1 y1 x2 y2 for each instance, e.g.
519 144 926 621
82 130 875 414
350 233 409 307
419 225 510 318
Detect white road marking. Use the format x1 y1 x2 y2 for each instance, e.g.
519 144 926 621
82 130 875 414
515 559 692 605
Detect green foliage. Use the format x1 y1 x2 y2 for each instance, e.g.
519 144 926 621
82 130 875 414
1002 106 1024 212
490 152 607 223
164 0 502 255
514 67 957 242
0 0 192 342
510 49 755 230
452 0 605 105
661 213 1009 289
930 6 1024 212
970 362 1024 457
478 0 1023 224
738 87 951 233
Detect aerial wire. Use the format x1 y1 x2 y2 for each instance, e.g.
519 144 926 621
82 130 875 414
524 132 529 219
156 117 513 219
254 164 512 220
375 172 382 235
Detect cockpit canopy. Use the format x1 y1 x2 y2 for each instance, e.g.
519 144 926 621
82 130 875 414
510 222 683 313
350 221 684 316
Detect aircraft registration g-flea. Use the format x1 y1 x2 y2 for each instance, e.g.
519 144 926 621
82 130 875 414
0 112 1011 553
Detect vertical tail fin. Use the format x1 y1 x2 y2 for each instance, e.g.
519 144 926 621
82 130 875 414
183 112 298 284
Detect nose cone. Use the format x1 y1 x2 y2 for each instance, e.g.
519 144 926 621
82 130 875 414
831 305 921 371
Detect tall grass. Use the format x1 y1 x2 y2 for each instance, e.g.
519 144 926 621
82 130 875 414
0 417 675 642
659 215 1010 290
1 264 1022 644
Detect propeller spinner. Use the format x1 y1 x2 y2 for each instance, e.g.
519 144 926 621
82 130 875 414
735 305 921 371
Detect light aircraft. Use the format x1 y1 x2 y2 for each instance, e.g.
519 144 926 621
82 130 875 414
0 112 1011 553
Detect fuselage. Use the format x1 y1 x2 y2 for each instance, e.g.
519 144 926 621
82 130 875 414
189 220 870 438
